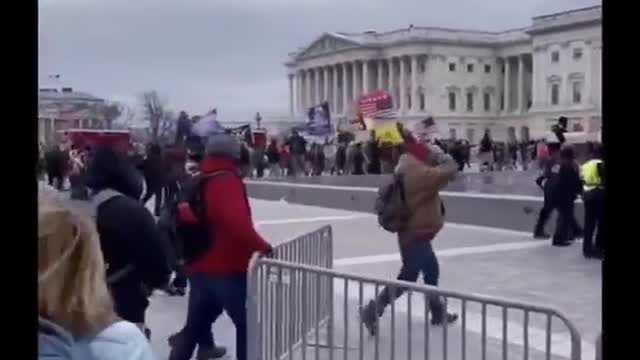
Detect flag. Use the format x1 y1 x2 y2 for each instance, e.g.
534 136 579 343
191 110 225 137
357 91 396 119
306 101 332 136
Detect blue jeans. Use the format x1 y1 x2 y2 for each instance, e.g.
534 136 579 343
375 236 444 319
171 273 247 360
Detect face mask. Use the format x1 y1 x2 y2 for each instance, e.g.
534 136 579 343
38 224 81 284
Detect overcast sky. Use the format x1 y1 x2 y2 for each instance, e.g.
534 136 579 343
39 0 600 122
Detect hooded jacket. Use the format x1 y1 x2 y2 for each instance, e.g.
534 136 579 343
187 133 272 275
38 317 155 360
394 149 458 239
85 147 171 323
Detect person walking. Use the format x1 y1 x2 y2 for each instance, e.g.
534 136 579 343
85 146 172 338
141 143 167 217
168 132 272 360
549 146 583 247
286 130 307 177
580 143 605 259
266 139 281 177
361 142 459 335
38 188 155 360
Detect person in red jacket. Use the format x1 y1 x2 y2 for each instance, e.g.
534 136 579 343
169 132 272 360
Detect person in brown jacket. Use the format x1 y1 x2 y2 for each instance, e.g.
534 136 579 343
361 141 459 335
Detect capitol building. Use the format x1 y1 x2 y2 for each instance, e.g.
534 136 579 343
284 5 601 142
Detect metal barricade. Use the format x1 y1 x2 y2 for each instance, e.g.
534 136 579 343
248 258 583 360
255 226 333 360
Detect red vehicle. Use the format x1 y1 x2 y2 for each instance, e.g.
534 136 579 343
58 129 131 153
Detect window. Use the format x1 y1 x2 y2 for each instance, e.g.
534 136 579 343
500 93 505 110
449 63 456 72
419 62 426 73
572 81 583 104
573 48 583 60
484 64 491 74
551 83 560 105
466 93 474 111
501 65 505 74
467 64 474 73
551 51 560 63
483 92 491 111
419 92 426 111
448 92 456 111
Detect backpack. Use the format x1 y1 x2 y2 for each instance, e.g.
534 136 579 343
173 170 238 264
375 175 410 233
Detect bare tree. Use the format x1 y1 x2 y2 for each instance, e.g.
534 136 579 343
112 104 136 129
140 90 177 144
99 102 123 129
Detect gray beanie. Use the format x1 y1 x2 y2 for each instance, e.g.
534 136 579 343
205 133 241 160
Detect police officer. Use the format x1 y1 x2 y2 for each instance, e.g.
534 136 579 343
580 143 604 259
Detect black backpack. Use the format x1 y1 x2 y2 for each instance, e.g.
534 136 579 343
375 175 410 233
173 170 238 264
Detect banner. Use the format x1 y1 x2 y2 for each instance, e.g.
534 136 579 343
374 122 404 145
192 109 225 137
306 101 332 136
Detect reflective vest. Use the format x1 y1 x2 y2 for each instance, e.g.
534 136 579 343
580 159 603 191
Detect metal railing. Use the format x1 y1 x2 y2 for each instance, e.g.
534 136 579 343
256 225 333 360
248 258 583 360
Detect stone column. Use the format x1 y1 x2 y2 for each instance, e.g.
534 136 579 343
323 66 330 103
388 58 396 109
411 55 418 113
297 72 303 115
332 65 340 114
305 69 312 111
314 68 321 105
342 63 349 115
531 50 539 110
352 61 359 103
288 74 295 118
503 57 511 112
399 57 407 114
584 41 593 105
517 55 524 113
362 60 370 95
377 60 384 91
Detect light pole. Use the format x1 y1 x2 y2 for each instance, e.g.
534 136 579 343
255 112 262 130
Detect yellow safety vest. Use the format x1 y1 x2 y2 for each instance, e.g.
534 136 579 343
580 159 603 191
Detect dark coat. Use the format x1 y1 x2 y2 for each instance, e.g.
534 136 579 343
86 147 171 323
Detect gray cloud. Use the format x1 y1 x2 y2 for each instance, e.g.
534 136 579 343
39 0 600 121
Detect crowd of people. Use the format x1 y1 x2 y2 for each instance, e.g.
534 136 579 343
38 115 603 359
233 130 560 181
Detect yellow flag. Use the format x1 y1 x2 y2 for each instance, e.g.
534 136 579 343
374 122 404 145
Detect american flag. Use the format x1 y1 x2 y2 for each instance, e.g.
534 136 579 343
357 91 396 119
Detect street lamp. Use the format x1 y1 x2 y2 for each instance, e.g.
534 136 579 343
255 112 262 129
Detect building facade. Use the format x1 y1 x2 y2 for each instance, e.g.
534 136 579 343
285 5 601 142
38 88 107 145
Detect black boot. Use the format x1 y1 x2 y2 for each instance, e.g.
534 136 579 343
533 232 550 239
196 345 228 360
360 300 383 336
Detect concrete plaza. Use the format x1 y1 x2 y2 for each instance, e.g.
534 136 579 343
145 198 600 360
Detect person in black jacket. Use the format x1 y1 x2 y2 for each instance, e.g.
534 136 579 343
141 143 167 216
549 146 583 247
85 146 172 336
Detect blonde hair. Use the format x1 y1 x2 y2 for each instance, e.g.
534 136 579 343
38 189 116 336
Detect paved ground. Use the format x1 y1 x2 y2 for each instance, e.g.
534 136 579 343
252 167 543 196
140 198 600 360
